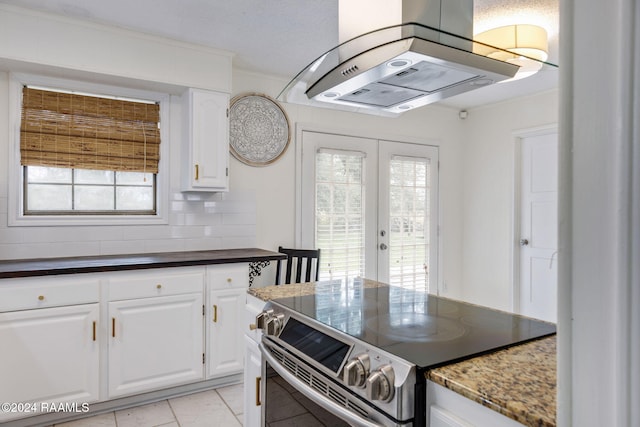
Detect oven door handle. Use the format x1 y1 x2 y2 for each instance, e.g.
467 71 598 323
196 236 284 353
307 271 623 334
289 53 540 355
259 343 384 427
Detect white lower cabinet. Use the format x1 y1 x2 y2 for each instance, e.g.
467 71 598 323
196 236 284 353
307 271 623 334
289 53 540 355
427 380 524 427
106 267 205 398
243 293 266 427
0 275 100 422
206 264 248 378
244 334 262 427
0 303 100 422
108 292 204 398
0 262 252 423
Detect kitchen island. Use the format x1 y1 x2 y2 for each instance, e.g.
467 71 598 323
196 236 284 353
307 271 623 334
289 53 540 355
248 281 556 427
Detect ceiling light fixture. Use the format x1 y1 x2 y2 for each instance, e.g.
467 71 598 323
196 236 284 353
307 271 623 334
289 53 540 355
474 24 548 81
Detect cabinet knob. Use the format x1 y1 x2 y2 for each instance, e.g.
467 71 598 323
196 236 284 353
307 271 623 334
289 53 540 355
157 284 162 289
38 295 45 301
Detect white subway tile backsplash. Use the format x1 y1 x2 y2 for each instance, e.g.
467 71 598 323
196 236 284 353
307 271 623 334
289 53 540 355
184 237 223 251
222 213 257 225
220 236 257 248
0 191 257 260
0 241 101 260
143 238 187 253
100 240 147 255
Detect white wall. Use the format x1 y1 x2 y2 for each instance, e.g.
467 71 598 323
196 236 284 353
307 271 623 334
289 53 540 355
459 90 559 310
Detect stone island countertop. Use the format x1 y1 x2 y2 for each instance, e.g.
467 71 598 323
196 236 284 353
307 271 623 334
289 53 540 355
428 335 556 427
0 248 286 279
249 282 556 427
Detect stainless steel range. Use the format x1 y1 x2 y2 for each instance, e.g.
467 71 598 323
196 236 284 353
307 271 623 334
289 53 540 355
256 280 555 427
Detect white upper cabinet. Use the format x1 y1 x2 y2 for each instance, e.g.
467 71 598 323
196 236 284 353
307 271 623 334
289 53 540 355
182 88 230 192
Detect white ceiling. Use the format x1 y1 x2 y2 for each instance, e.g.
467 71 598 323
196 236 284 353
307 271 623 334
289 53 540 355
0 0 559 110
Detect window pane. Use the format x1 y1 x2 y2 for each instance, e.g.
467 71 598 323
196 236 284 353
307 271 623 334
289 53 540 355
315 151 366 283
75 186 114 210
27 184 72 210
75 169 114 185
116 186 154 210
27 166 71 184
116 171 153 186
388 157 430 292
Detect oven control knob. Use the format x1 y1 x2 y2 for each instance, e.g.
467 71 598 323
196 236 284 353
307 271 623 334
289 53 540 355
265 313 285 336
343 354 370 387
254 309 274 330
366 365 395 402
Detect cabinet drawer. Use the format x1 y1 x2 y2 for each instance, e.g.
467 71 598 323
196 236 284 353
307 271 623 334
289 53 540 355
108 267 204 301
207 264 248 290
0 275 100 312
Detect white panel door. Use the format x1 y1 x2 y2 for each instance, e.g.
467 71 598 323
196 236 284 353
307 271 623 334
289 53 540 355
519 132 558 322
243 334 262 427
208 288 245 378
0 304 99 422
108 293 204 397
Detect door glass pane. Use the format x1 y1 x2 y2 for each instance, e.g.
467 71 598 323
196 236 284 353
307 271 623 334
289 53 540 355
388 156 430 292
316 151 366 282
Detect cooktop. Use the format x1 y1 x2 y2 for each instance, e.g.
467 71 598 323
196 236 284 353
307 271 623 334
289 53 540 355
271 279 556 369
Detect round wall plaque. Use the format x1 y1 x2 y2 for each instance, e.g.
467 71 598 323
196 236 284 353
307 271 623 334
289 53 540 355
229 93 291 166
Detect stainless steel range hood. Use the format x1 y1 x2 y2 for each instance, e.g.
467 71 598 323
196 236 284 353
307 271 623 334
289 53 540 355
277 0 524 116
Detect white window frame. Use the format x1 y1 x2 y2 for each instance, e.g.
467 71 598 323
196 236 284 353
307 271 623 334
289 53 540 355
8 73 170 226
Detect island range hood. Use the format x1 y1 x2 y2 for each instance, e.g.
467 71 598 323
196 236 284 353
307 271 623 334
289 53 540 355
280 0 521 116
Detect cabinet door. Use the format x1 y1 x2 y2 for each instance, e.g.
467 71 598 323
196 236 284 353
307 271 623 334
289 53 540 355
183 88 229 191
0 304 99 421
207 288 245 378
243 334 263 427
108 293 204 398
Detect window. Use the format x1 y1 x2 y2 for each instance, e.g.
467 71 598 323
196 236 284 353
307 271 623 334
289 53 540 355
24 167 155 214
19 86 161 216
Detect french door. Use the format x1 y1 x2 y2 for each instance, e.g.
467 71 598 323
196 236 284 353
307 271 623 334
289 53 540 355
299 131 439 293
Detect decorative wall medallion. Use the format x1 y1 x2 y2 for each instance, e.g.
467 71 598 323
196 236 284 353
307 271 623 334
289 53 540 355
229 93 291 166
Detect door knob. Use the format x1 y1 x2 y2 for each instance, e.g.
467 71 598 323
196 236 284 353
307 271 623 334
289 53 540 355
520 238 529 246
379 243 388 250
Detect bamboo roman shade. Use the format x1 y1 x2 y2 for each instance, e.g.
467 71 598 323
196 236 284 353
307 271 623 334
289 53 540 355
20 87 161 173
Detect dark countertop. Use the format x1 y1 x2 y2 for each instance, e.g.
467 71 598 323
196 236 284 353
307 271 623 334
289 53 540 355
0 248 286 279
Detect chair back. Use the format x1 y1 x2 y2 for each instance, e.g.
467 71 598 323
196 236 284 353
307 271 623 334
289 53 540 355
275 246 321 285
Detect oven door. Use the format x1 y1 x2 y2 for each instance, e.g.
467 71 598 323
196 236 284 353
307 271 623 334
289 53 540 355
260 341 401 427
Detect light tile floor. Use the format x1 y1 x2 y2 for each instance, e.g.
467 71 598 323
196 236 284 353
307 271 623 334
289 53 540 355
52 384 243 427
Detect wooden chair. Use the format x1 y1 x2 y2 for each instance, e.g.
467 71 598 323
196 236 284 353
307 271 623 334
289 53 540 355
275 246 321 285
